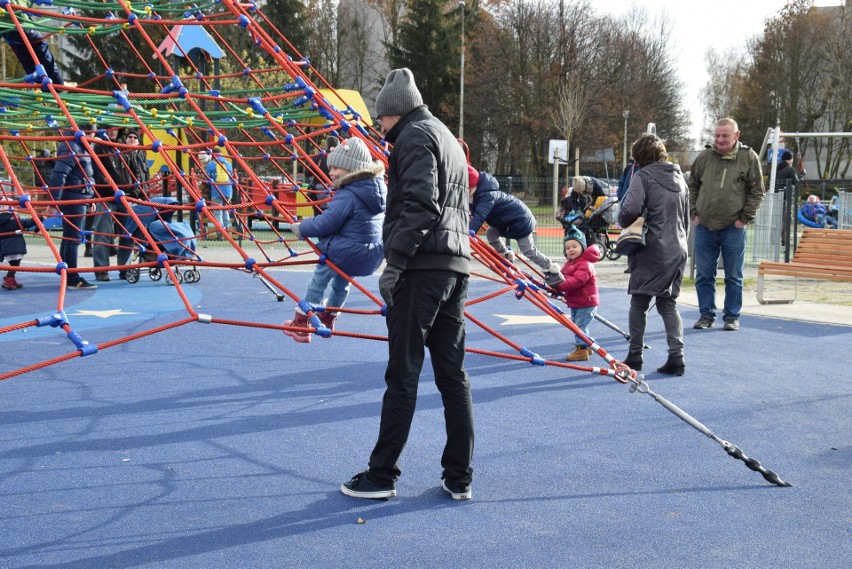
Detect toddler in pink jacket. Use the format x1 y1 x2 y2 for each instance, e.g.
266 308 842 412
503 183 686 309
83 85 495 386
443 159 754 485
557 227 600 361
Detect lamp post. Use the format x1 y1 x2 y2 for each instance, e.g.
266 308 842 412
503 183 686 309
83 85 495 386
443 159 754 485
459 1 465 140
622 110 630 170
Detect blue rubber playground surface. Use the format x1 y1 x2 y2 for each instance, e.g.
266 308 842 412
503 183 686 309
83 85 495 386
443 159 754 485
1 269 850 568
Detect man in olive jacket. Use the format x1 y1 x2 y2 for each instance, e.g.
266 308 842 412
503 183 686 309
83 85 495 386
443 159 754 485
340 68 474 502
688 117 765 331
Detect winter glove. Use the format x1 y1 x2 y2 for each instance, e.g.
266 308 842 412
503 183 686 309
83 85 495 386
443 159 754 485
290 222 302 239
379 264 404 307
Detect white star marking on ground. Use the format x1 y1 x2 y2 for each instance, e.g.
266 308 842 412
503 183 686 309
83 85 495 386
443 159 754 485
69 309 140 318
494 314 558 326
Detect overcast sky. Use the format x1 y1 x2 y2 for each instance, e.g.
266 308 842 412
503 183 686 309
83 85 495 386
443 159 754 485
593 0 843 149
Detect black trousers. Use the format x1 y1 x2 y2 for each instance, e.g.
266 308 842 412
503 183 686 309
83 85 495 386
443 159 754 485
368 269 474 485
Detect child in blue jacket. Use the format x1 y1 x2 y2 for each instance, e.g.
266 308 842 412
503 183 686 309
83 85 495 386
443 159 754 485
284 138 387 342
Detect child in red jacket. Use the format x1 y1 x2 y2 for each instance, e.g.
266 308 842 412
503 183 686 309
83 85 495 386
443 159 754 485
557 227 600 361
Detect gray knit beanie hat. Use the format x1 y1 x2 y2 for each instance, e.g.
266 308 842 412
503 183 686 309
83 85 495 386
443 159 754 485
375 68 423 118
326 137 374 172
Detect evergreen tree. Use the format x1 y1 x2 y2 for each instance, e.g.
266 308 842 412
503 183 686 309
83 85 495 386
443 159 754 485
385 0 463 125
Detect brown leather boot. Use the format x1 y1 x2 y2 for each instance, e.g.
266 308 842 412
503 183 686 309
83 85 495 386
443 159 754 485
566 345 591 361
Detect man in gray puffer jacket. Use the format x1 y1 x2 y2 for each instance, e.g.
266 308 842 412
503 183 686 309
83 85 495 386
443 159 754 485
341 68 475 502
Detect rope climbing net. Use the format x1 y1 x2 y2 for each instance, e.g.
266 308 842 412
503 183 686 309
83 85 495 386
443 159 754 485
0 0 791 486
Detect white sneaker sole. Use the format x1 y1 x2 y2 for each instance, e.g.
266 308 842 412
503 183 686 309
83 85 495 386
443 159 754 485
442 481 472 501
340 484 396 499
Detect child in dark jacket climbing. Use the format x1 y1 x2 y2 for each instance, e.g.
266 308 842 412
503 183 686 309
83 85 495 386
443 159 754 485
468 165 562 286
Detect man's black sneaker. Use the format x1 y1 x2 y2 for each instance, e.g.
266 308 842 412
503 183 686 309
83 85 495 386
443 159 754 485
723 318 740 331
340 471 396 499
70 279 97 290
693 316 714 329
442 478 472 501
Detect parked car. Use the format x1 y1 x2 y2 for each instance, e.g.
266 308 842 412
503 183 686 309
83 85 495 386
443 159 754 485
596 178 619 197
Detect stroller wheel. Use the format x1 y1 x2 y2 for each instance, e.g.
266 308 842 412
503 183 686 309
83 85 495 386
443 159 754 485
184 269 200 283
149 267 162 281
605 240 622 261
590 236 607 257
598 232 622 260
126 268 140 284
165 271 183 286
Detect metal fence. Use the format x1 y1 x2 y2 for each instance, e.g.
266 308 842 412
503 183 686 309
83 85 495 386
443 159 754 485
491 176 851 268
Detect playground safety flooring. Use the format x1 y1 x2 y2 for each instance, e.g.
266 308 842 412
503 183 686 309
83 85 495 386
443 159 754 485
1 249 850 568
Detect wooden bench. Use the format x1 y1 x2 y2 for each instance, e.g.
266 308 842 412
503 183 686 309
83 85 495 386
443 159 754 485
757 228 852 304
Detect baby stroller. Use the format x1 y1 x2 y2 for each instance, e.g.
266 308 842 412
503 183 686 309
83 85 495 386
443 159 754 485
123 197 201 284
559 196 621 260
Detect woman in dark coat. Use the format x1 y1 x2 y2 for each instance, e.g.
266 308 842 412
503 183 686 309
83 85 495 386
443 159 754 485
1 211 30 289
617 134 689 375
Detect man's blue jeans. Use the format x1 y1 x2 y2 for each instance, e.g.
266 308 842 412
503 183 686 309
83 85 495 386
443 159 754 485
304 262 350 309
693 224 746 321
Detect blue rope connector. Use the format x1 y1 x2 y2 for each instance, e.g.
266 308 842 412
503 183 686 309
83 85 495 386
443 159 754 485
67 330 98 356
113 90 132 110
37 311 68 328
514 278 528 299
248 97 267 115
156 253 168 268
244 258 256 271
519 348 546 366
308 314 331 338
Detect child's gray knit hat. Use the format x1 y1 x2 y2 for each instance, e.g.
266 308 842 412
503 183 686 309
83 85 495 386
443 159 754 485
327 137 374 172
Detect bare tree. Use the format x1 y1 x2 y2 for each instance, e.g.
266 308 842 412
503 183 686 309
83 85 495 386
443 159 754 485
551 79 588 157
723 0 850 178
363 0 406 85
338 0 387 100
699 47 748 140
301 0 341 86
810 2 851 178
